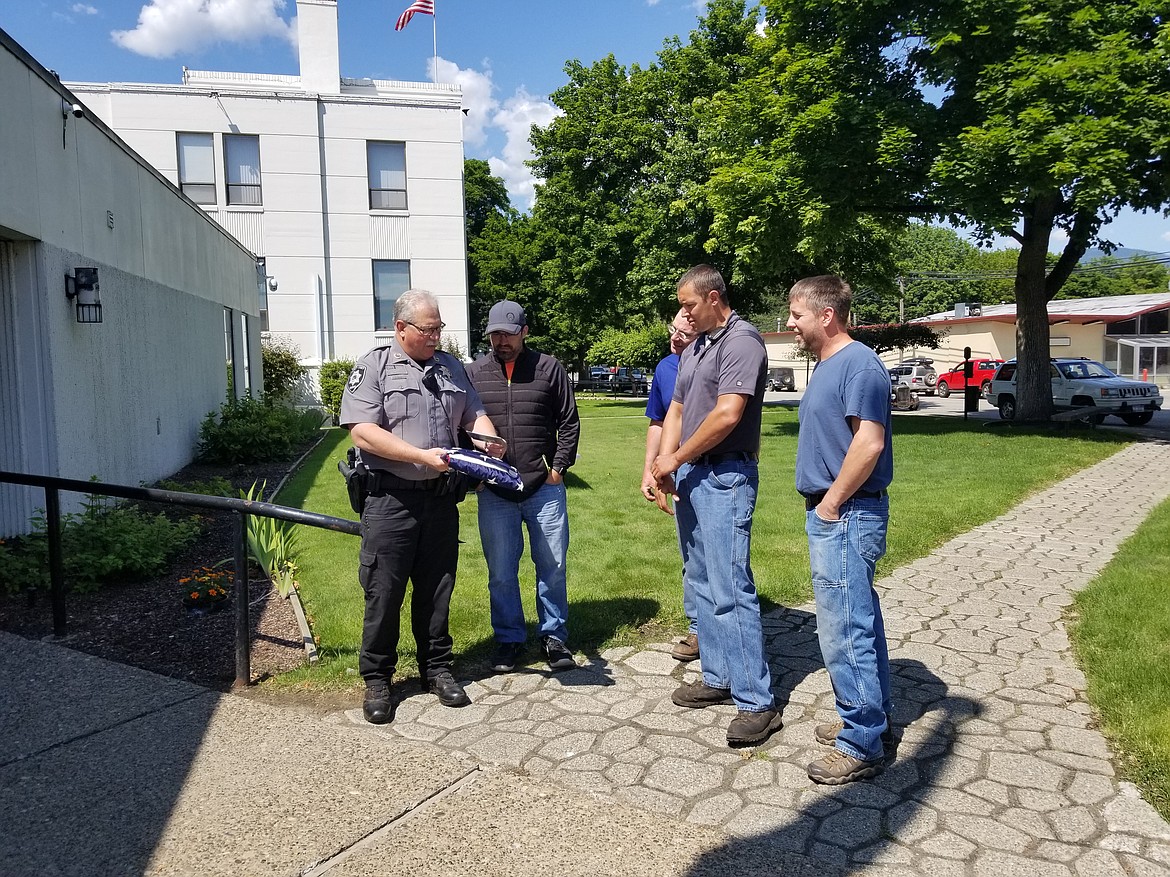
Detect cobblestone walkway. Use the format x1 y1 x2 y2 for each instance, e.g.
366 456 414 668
344 440 1170 876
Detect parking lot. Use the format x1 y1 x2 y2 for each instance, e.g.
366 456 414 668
766 385 1170 438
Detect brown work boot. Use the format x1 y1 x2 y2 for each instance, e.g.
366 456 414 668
814 717 895 747
671 633 700 662
807 749 884 785
671 680 732 709
726 708 783 746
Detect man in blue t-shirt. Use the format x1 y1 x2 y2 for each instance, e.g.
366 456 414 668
788 275 894 785
641 309 699 661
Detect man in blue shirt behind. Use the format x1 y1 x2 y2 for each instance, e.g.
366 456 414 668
788 275 894 785
641 309 699 661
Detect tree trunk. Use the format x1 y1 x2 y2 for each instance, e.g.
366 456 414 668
1013 193 1057 422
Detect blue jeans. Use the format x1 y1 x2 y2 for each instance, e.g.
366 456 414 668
675 460 773 712
806 496 892 762
477 480 570 644
675 515 697 634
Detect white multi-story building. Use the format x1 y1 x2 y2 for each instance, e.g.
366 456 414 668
68 0 470 369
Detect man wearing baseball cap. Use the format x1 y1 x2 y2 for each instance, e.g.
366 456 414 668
466 300 582 673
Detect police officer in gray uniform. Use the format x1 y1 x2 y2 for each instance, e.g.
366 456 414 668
340 289 502 723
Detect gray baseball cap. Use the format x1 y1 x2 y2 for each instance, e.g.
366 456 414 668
485 300 527 334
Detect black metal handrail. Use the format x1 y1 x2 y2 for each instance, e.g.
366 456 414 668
0 469 360 687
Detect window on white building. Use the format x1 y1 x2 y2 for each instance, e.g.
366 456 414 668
224 134 262 206
367 142 407 210
177 133 216 204
373 260 411 330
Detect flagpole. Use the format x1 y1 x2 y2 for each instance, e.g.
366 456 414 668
431 1 438 84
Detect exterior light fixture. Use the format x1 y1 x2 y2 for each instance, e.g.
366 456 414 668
65 267 102 323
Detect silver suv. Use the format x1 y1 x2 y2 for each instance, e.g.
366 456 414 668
986 358 1163 425
888 361 938 396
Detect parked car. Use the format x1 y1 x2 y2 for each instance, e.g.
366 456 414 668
609 367 649 395
985 357 1163 425
766 367 796 391
935 358 1004 398
888 363 938 395
576 366 612 392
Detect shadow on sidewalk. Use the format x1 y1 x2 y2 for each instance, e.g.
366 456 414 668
0 635 221 876
682 657 980 876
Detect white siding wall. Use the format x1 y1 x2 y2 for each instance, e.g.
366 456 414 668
1 34 259 536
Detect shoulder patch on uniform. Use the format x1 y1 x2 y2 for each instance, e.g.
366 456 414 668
346 366 366 393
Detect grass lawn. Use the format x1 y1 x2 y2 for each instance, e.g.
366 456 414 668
1069 497 1170 821
273 399 1130 689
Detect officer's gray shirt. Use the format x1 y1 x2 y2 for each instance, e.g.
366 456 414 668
339 339 486 480
672 314 767 455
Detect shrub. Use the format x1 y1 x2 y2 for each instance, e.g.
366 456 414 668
156 476 233 497
261 336 308 403
319 358 355 425
0 493 201 596
197 397 323 464
240 481 300 597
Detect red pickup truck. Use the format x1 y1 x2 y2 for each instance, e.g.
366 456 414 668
935 359 1004 397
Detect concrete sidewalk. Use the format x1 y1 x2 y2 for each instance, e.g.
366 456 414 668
4 440 1170 876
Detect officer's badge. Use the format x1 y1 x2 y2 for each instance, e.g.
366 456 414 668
346 366 366 393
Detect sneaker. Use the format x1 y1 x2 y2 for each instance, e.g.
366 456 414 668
490 641 525 673
807 749 884 785
814 718 895 748
671 680 733 709
362 681 393 725
543 636 576 671
727 708 783 746
671 632 700 662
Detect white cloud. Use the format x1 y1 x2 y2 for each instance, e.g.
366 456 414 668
489 88 562 211
432 57 497 148
111 0 295 59
1162 230 1170 243
431 58 559 211
72 4 100 14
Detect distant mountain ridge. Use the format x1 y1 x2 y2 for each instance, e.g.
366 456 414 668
1080 246 1161 262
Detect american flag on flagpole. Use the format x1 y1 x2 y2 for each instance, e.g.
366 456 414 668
395 0 434 31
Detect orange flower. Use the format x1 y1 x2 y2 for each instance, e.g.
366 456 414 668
189 592 199 599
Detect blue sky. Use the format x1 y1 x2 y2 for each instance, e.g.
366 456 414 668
4 0 1169 255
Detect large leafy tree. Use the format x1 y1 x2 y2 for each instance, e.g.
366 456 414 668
527 0 761 345
707 0 1170 420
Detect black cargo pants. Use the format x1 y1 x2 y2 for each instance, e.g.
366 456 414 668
358 485 459 684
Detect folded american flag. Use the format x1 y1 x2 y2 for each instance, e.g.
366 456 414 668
443 448 523 492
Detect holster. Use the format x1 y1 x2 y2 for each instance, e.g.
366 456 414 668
338 446 367 516
436 470 471 503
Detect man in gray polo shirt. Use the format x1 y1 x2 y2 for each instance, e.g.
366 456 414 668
651 264 781 747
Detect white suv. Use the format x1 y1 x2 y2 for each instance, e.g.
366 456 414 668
986 358 1163 425
888 362 938 396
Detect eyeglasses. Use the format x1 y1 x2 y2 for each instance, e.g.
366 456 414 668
405 320 446 337
669 327 696 340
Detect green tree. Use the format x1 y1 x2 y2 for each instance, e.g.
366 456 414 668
706 0 1170 420
527 0 761 351
464 159 518 353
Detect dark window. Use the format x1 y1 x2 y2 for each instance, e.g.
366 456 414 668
177 133 215 204
1142 309 1168 335
367 142 407 210
224 134 262 206
373 260 410 330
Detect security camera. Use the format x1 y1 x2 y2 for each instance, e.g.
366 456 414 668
267 277 278 292
70 103 84 118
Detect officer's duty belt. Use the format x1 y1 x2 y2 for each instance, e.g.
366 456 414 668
367 469 443 493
